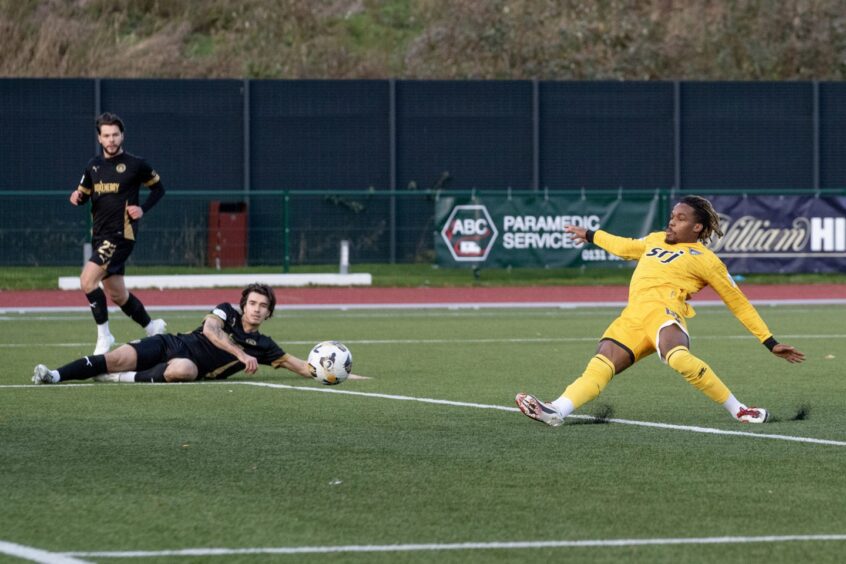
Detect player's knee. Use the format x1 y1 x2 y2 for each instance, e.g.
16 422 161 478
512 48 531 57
164 359 198 382
596 341 632 372
80 277 98 294
108 290 128 305
666 347 707 383
658 322 688 353
103 345 137 372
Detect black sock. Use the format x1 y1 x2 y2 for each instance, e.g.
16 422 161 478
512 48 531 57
57 355 108 381
85 288 109 325
134 363 167 383
120 293 152 328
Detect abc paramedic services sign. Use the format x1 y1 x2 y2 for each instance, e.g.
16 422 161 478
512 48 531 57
434 193 846 273
435 195 657 268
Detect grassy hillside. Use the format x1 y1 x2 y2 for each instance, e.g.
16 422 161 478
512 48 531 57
3 0 846 79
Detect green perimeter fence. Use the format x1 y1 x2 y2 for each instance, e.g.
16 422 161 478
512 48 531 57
1 189 842 269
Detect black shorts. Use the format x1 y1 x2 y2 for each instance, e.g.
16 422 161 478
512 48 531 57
129 334 194 371
90 236 135 278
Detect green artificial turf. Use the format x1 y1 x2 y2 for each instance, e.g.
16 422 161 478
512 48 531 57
1 304 844 563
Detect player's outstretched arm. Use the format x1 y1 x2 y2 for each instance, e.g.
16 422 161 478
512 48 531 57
279 355 314 379
278 355 370 381
772 343 805 364
564 225 589 244
564 225 646 260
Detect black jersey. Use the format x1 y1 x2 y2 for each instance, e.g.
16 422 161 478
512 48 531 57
76 151 164 241
177 303 288 380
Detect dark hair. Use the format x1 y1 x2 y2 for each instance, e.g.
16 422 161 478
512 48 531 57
679 195 724 243
240 283 276 318
96 112 125 134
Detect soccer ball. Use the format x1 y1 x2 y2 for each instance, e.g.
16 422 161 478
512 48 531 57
307 341 352 385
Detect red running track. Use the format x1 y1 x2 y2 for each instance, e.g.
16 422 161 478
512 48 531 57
0 284 844 308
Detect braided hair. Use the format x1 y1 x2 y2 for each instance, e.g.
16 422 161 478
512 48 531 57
679 195 724 244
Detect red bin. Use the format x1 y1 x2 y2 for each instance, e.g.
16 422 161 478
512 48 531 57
208 201 248 268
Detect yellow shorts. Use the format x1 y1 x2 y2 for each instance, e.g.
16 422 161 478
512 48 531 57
600 302 689 363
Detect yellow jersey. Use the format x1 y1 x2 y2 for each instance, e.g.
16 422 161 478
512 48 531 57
593 230 773 343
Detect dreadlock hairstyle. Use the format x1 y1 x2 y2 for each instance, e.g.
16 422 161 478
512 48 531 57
679 195 724 244
240 283 277 318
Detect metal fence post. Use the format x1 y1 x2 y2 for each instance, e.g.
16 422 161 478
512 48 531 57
532 78 540 192
674 80 681 192
389 79 397 263
243 79 252 265
283 191 290 273
813 80 820 192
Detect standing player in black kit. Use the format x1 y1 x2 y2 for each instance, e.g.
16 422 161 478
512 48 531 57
71 112 167 354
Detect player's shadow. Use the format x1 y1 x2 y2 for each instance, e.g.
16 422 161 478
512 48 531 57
565 404 811 424
767 404 811 423
567 403 615 425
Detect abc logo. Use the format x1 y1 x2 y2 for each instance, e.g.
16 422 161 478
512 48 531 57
441 205 499 262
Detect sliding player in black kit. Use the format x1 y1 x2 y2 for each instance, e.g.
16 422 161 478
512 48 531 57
33 284 317 384
71 112 167 354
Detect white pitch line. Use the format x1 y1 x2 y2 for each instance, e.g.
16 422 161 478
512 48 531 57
0 333 844 350
2 383 99 389
2 298 845 315
5 380 844 446
0 540 92 564
238 382 846 447
0 306 841 322
64 534 846 558
0 343 98 348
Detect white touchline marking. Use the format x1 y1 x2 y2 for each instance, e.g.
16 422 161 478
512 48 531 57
0 343 95 348
63 534 846 558
1 305 841 322
237 382 846 447
2 384 100 389
0 540 92 564
5 380 844 446
2 297 845 315
0 333 844 349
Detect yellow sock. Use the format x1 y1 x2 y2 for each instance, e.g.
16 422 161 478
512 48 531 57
560 354 615 409
665 346 731 404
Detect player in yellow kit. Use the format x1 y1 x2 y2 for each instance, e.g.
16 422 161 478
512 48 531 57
516 195 805 425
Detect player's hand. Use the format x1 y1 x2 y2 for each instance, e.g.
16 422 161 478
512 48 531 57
772 343 805 364
564 224 588 245
240 354 259 374
126 205 144 220
69 191 83 205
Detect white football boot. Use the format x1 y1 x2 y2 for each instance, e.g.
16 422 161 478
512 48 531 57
93 334 116 355
146 318 167 336
515 393 565 427
32 364 58 385
736 406 769 423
